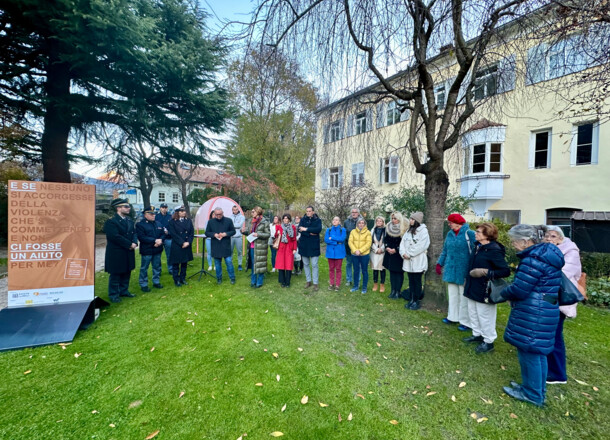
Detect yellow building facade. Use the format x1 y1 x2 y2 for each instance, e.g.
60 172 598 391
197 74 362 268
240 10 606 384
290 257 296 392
315 16 609 234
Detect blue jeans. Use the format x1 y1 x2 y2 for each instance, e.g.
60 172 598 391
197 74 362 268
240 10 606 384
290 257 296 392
163 239 172 274
547 313 567 382
231 236 243 266
250 248 264 286
139 253 161 287
517 349 548 405
214 256 235 282
352 254 370 291
205 238 213 267
345 252 353 283
270 246 277 267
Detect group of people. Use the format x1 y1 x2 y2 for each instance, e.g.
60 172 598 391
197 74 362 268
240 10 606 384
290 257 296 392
104 198 582 407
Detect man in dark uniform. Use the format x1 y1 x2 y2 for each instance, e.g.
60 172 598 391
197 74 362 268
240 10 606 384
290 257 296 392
205 207 236 285
155 203 173 276
136 206 164 292
104 198 138 303
168 205 194 287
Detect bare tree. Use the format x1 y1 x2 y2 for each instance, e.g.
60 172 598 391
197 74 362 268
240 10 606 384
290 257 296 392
244 0 534 306
316 181 378 225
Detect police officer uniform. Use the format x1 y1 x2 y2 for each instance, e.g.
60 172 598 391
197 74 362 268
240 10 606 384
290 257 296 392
136 205 165 291
155 203 173 275
168 206 194 286
104 198 138 302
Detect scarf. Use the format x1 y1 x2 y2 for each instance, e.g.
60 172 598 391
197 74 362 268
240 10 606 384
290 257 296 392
251 216 261 233
386 221 402 237
280 223 294 243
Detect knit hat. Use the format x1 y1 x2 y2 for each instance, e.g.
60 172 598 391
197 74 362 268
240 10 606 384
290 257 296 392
447 213 466 225
410 211 424 224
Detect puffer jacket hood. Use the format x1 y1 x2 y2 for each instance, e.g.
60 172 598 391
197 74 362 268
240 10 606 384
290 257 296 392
500 242 564 354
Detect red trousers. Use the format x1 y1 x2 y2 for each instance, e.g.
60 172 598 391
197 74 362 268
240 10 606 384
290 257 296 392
328 258 343 287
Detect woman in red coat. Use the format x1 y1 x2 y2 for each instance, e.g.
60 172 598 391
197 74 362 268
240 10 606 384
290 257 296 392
274 214 298 288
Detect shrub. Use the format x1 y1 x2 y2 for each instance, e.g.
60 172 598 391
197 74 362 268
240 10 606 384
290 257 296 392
95 213 112 233
585 277 610 308
470 218 518 267
380 185 473 218
581 252 610 278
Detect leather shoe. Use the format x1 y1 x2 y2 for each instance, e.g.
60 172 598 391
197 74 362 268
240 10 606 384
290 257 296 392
457 324 471 331
502 386 543 407
153 284 163 289
109 297 122 303
174 281 182 287
408 300 421 310
305 282 312 288
181 280 188 286
463 335 484 343
475 342 494 353
141 286 151 292
120 292 136 298
442 318 458 325
230 280 236 285
388 290 400 299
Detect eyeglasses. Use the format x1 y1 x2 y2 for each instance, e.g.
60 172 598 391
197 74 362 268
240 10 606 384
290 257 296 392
545 234 559 238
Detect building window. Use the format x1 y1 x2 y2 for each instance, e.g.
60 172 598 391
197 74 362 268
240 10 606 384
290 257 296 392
330 120 342 142
529 129 551 169
576 123 593 165
386 102 401 126
351 162 365 186
172 193 179 203
379 156 399 184
158 192 165 202
547 208 582 238
434 85 446 110
463 143 503 175
473 65 498 101
329 167 340 188
489 210 520 225
355 111 367 135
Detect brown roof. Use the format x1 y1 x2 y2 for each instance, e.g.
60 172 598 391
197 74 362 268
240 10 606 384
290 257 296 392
465 118 506 133
171 165 239 186
571 211 610 221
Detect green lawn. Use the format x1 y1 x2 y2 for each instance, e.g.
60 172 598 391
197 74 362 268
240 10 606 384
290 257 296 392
1 255 609 439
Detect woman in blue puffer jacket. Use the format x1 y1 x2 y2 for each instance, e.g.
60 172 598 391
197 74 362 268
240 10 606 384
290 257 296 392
325 216 346 291
498 224 564 407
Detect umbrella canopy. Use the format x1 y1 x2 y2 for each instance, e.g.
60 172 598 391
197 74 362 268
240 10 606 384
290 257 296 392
194 196 243 230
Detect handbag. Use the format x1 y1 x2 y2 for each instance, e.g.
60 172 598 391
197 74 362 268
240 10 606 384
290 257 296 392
272 234 281 250
577 272 588 299
558 272 584 306
485 278 509 304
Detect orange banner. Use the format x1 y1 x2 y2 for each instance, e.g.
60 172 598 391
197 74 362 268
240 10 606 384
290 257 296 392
7 180 96 307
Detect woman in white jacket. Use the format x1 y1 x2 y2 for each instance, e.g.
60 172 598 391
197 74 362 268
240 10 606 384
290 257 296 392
400 212 430 310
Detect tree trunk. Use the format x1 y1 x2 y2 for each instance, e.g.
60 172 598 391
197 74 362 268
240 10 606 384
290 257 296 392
41 43 71 183
423 167 450 309
180 181 191 218
138 169 152 209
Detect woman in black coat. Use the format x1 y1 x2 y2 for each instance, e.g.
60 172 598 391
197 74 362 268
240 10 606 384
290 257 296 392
168 206 194 287
383 212 407 300
462 222 510 353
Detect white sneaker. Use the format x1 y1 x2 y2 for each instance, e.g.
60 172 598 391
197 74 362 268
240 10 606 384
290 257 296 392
546 380 567 384
272 268 276 272
208 266 212 271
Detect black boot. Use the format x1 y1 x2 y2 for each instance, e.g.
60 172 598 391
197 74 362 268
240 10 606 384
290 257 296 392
388 290 399 299
409 300 421 310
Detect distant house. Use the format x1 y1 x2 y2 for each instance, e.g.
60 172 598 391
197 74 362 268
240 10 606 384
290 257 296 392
71 171 127 212
127 166 240 210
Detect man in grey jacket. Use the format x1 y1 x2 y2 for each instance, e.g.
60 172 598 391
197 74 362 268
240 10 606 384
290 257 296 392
230 205 246 271
344 207 363 286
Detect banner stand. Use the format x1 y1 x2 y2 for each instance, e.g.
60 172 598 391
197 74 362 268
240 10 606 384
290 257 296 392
0 301 91 352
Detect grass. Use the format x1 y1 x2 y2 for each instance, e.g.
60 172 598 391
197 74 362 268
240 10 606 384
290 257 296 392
1 253 609 440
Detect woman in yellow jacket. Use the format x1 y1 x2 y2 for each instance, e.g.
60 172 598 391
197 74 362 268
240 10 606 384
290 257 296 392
349 218 372 294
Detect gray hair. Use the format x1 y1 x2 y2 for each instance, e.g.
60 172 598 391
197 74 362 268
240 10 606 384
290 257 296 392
214 207 223 213
545 225 565 239
508 224 547 244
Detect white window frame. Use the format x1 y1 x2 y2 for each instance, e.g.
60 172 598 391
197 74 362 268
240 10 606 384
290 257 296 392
529 129 552 170
463 142 504 175
158 192 166 202
570 121 599 166
329 167 340 188
330 120 342 142
379 156 399 184
386 101 401 125
434 85 446 110
355 111 367 135
473 64 498 101
172 193 180 203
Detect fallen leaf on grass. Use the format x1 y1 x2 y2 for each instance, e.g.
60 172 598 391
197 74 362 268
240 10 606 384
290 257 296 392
574 379 589 386
128 400 142 409
281 403 286 412
74 353 82 358
348 412 353 421
319 402 329 407
376 342 382 347
255 383 263 387
109 424 116 428
510 413 518 419
356 393 365 399
276 375 280 382
253 339 259 344
389 420 399 425
501 365 506 370
481 397 493 405
301 395 308 404
297 347 303 352
593 386 599 392
426 392 437 396
150 347 155 352
270 432 284 437
455 370 461 373
383 355 388 360
145 430 160 439
272 353 279 358
179 391 185 398
338 413 342 422
470 413 478 419
23 370 32 375
451 395 456 402
91 410 98 414
412 391 418 395
458 382 466 388
365 359 370 364
113 385 121 392
477 417 488 423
